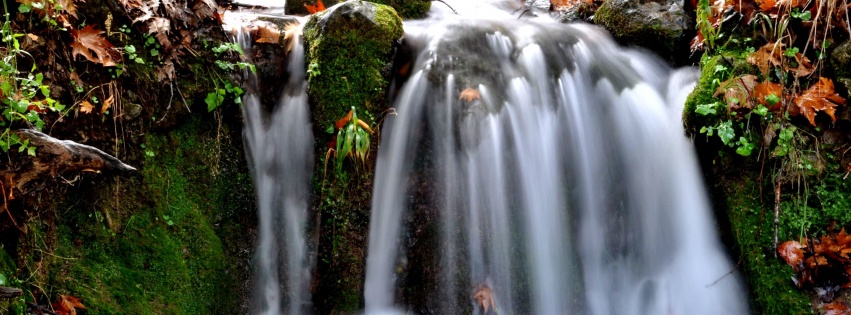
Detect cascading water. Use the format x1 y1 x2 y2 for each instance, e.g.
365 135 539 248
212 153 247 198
364 18 750 315
230 13 314 315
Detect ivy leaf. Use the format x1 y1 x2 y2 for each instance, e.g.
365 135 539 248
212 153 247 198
791 77 845 126
753 81 783 110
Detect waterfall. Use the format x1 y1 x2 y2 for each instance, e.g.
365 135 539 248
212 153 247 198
363 19 749 314
231 13 313 315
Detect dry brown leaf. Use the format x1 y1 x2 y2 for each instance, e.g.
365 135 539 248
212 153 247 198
753 81 783 110
459 88 481 102
26 33 39 41
786 52 814 78
70 25 119 67
473 285 495 313
747 43 784 77
757 0 776 11
79 101 94 114
792 77 845 126
283 23 302 54
255 24 282 44
101 94 114 114
714 75 758 111
119 0 159 23
52 295 85 315
58 0 83 18
336 109 354 130
778 240 805 271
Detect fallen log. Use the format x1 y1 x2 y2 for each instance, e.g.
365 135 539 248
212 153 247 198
0 286 22 299
1 129 136 193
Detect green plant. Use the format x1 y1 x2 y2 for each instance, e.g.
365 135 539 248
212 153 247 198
332 107 372 174
124 44 144 64
204 81 243 112
0 8 64 155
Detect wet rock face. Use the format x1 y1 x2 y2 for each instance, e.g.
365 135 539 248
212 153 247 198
593 0 694 65
831 40 851 96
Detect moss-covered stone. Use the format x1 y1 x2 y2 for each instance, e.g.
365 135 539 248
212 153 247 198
303 0 403 130
593 0 693 65
370 0 431 19
33 116 255 315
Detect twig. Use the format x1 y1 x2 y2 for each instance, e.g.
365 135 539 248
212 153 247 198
706 258 743 287
0 181 22 232
432 0 458 14
26 301 59 315
774 178 782 257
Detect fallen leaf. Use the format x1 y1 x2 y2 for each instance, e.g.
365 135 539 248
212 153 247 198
753 81 783 110
282 23 302 54
824 301 851 315
792 77 845 126
79 101 94 114
714 75 758 111
779 240 805 271
58 0 83 18
70 25 119 66
52 295 85 315
26 33 39 41
101 94 114 114
747 42 784 78
336 109 354 130
757 0 776 11
305 0 326 14
474 285 495 313
255 24 281 44
785 52 814 78
459 87 481 102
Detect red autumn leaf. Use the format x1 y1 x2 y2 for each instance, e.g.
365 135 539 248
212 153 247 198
52 295 85 315
779 240 805 271
305 0 326 14
756 0 776 12
824 302 851 315
747 42 784 78
753 81 783 110
714 75 758 111
792 77 845 126
335 109 353 130
70 25 119 67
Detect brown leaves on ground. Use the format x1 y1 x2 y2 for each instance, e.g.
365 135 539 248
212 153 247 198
779 228 851 300
52 295 85 315
79 101 94 114
747 43 784 78
70 25 119 67
791 77 845 126
753 80 783 109
459 87 482 102
473 284 495 313
551 0 595 11
305 0 326 14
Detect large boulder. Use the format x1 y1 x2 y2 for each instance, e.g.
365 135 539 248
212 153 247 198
303 0 403 130
593 0 693 65
288 0 429 19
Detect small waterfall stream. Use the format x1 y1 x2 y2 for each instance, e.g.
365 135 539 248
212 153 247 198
364 20 749 314
229 1 750 314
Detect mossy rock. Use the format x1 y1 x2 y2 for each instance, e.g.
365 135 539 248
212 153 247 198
303 0 403 130
593 0 693 65
830 40 851 79
370 0 431 19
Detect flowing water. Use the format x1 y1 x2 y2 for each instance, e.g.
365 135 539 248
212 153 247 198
230 0 750 314
229 13 313 315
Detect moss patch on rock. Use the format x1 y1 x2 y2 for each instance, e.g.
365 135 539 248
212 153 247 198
593 0 692 65
34 116 255 314
303 0 403 131
370 0 431 19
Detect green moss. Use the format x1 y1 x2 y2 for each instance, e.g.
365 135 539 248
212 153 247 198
42 117 253 314
370 0 431 19
593 2 685 62
303 1 403 130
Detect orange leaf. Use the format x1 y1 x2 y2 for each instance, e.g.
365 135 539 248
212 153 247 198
757 0 776 11
792 77 845 126
52 295 85 315
335 109 353 130
473 285 495 313
70 25 119 67
753 81 783 110
778 240 805 271
101 94 114 114
357 119 373 134
824 302 851 315
255 24 282 44
79 101 94 114
305 0 326 14
459 87 481 102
